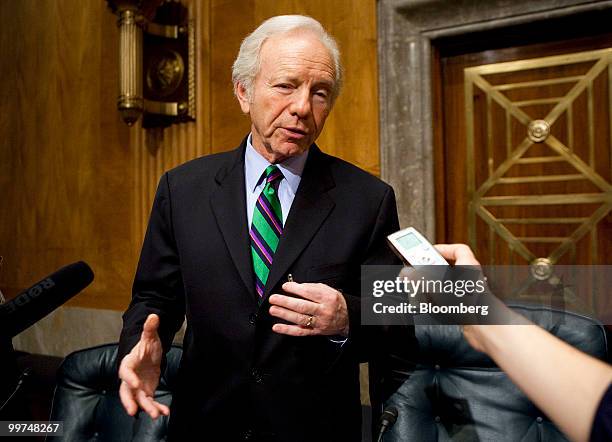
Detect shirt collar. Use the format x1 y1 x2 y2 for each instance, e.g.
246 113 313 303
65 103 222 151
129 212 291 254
244 133 309 194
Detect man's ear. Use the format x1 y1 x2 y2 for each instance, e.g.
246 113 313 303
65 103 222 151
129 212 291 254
235 82 250 114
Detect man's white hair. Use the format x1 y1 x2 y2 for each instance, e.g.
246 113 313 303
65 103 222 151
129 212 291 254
232 15 343 102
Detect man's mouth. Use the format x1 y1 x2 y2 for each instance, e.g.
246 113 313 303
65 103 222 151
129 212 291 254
283 127 307 137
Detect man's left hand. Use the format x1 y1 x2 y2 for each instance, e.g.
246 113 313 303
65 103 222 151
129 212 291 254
269 282 349 337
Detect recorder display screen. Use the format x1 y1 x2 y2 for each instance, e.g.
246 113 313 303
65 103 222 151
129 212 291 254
397 232 422 250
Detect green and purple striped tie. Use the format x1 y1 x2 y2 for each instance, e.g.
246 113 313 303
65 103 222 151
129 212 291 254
250 165 284 299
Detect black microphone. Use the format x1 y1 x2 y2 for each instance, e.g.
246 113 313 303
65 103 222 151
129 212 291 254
0 261 94 337
376 406 398 442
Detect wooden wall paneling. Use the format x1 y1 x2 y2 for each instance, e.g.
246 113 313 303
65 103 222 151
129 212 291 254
0 0 134 310
209 0 254 153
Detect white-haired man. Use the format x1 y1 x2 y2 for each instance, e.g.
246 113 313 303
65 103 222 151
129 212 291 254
118 15 407 441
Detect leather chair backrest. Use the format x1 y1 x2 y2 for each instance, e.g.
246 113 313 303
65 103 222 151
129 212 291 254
48 343 182 442
384 305 608 441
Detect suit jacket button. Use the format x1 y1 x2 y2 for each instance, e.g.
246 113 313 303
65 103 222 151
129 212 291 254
249 313 257 325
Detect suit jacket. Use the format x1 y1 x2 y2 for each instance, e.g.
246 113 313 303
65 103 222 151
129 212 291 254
118 138 406 441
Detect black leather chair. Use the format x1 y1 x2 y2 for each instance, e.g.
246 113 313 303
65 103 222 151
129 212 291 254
383 305 608 441
48 343 182 442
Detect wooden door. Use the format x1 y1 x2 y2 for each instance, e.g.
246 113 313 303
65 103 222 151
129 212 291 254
435 33 612 267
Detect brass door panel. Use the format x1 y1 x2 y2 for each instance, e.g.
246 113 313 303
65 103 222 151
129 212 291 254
465 48 612 267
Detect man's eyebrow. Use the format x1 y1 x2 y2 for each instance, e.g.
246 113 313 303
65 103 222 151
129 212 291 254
269 75 298 83
268 75 333 85
314 80 334 88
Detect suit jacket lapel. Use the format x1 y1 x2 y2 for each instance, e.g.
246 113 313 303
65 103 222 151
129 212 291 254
210 140 256 300
263 145 336 298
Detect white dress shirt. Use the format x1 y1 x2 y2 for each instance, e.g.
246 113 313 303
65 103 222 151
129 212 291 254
244 134 309 227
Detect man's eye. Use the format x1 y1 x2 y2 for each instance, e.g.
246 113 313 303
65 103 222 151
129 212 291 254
275 84 292 89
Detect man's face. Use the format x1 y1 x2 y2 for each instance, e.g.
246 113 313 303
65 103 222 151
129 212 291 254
236 30 336 163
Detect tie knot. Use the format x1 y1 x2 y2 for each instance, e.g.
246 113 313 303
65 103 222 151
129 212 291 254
264 165 283 184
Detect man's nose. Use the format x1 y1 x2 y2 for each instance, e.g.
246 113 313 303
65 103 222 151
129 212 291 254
289 88 312 118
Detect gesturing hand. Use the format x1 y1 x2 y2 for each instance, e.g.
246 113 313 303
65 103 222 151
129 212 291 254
268 282 349 337
118 314 170 419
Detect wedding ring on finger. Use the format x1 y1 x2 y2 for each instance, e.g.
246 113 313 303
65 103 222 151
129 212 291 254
305 315 314 328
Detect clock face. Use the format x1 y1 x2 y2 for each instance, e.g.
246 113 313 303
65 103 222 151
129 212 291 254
146 50 184 98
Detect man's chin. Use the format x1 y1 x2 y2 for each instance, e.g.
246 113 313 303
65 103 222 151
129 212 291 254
274 142 310 158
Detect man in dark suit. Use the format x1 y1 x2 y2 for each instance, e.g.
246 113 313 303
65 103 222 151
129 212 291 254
118 15 406 441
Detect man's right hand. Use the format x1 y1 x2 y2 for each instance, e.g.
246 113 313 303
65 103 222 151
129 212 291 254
118 313 170 419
